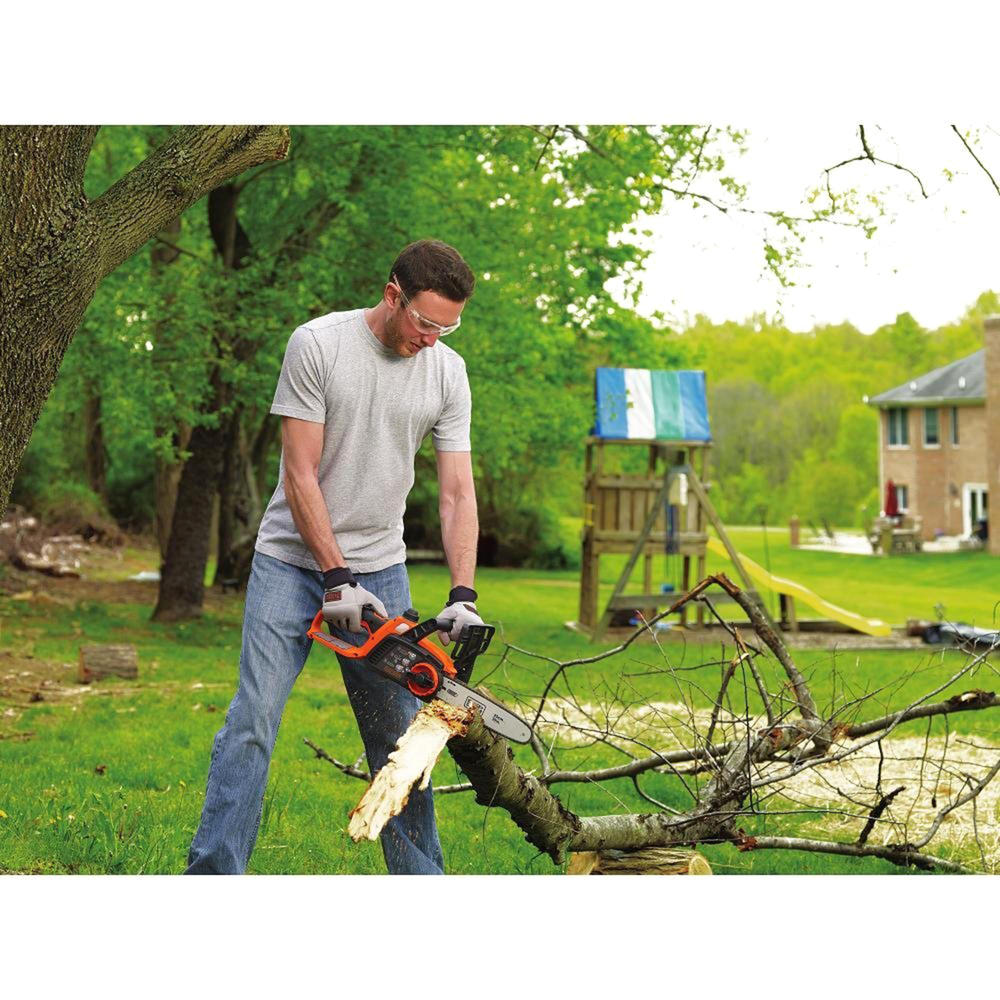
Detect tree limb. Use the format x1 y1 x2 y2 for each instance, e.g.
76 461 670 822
91 125 290 279
745 835 968 873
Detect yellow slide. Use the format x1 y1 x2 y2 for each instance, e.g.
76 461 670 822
706 537 891 637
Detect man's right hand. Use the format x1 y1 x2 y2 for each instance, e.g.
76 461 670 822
321 567 388 633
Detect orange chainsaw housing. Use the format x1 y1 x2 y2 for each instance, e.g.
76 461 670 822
307 609 457 698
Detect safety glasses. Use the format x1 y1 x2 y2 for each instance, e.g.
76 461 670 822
391 275 462 336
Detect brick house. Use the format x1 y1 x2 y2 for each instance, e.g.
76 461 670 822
867 315 1000 554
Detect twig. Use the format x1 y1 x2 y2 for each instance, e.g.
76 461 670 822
914 755 1000 849
532 126 560 171
527 575 721 729
303 738 370 781
152 235 206 262
857 785 905 846
631 775 678 813
233 158 288 194
711 575 819 725
824 124 928 199
950 124 1000 196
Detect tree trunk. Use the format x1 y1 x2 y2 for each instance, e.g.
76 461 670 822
151 406 230 621
1 127 103 516
154 425 191 565
206 184 257 590
78 644 138 683
0 125 290 518
214 409 262 588
150 216 184 562
82 387 108 505
251 413 281 517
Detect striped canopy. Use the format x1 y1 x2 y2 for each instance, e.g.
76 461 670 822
593 368 711 441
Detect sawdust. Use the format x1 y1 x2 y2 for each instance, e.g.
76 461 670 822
532 697 1000 867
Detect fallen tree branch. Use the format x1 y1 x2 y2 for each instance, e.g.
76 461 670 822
745 835 968 873
303 738 371 782
313 574 1000 873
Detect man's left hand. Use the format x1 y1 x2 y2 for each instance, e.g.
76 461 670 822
436 586 483 644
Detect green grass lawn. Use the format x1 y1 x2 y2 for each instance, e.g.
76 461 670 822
1 531 997 875
561 518 1000 629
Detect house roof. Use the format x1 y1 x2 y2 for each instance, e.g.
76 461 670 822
867 349 985 407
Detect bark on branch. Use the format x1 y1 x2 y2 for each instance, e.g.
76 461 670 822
91 125 290 279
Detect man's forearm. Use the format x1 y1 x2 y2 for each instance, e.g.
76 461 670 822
284 470 345 571
440 491 478 589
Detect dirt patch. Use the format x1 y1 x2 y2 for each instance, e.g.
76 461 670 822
0 648 80 707
0 647 82 741
0 564 233 612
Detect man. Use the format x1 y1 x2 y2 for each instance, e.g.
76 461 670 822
186 240 483 875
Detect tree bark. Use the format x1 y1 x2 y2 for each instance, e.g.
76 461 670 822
154 425 190 566
78 644 138 683
155 181 258 609
0 125 290 518
82 387 108 505
151 402 230 621
150 215 184 563
214 410 261 588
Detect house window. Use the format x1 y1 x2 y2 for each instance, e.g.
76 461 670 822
887 407 909 446
896 484 909 512
924 408 939 446
951 406 959 445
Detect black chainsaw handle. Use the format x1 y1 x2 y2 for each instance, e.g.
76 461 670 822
406 616 443 642
359 606 443 641
360 605 389 633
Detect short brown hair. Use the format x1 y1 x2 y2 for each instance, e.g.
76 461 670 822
390 240 475 303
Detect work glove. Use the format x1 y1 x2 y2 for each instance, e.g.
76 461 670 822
321 567 388 634
436 585 484 644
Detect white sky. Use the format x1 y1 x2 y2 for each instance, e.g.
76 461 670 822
631 123 1000 333
11 5 1000 338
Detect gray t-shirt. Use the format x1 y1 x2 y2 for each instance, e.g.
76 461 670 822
255 308 472 573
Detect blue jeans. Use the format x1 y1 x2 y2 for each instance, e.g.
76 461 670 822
185 551 444 874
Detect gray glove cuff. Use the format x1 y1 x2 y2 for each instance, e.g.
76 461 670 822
447 585 478 605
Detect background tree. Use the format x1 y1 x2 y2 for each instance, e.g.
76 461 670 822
17 125 755 618
0 125 290 522
14 125 997 617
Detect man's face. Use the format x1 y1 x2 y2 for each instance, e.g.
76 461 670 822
384 284 466 358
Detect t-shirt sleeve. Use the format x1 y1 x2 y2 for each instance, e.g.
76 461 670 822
270 325 327 424
432 358 472 452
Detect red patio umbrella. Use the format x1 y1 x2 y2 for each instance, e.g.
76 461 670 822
884 479 899 518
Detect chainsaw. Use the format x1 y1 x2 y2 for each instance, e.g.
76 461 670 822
307 605 532 744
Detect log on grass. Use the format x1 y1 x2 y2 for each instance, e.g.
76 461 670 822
78 644 138 683
567 848 713 875
347 701 473 842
